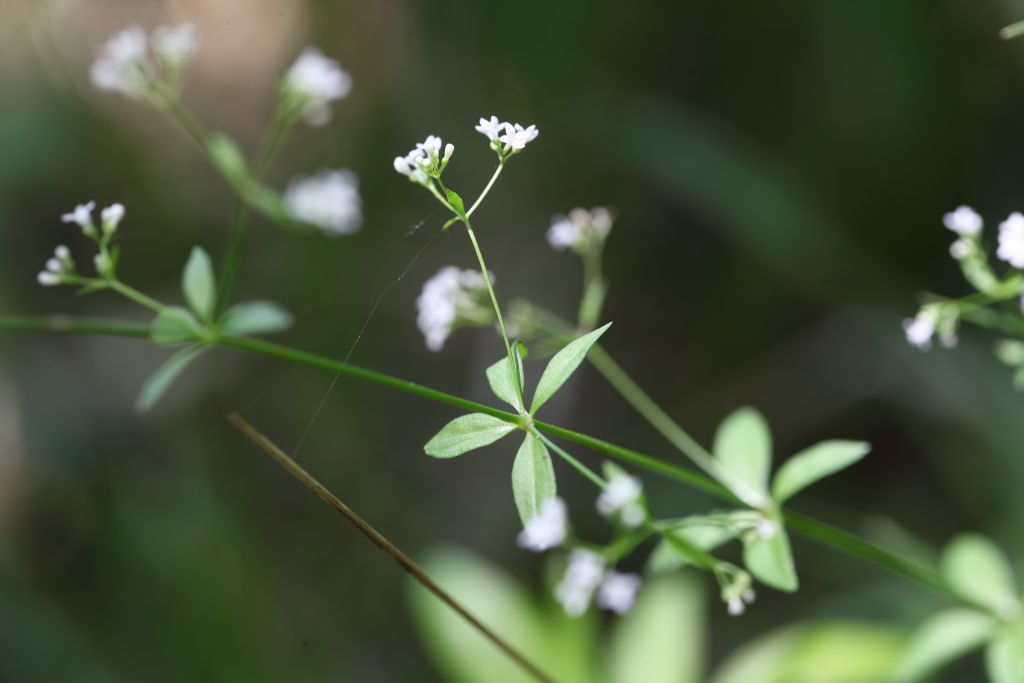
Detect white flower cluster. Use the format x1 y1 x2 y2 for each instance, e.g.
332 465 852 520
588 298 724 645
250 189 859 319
283 170 362 236
726 588 757 616
37 245 74 287
596 470 644 528
998 212 1024 268
517 497 567 551
394 135 454 185
415 266 491 351
547 207 613 252
474 116 539 154
90 24 198 98
554 548 642 617
60 200 125 239
903 304 959 351
283 48 352 126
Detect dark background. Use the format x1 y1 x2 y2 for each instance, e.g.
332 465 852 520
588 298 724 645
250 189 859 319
1 0 1021 680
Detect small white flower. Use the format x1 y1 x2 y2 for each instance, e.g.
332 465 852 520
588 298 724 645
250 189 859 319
37 271 61 287
942 206 983 236
546 207 615 252
94 252 112 275
89 26 150 98
756 518 777 540
416 266 490 351
743 589 756 604
555 549 605 617
949 238 972 260
417 135 443 158
101 203 125 235
283 169 362 235
475 115 504 141
596 470 645 528
727 597 745 616
903 308 938 350
442 143 455 163
45 258 62 273
997 212 1024 268
54 245 70 261
516 497 568 552
152 24 199 67
595 572 642 615
284 48 352 126
499 122 539 150
61 201 97 236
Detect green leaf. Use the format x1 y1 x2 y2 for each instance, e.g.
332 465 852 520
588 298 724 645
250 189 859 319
986 620 1024 683
445 189 466 216
424 413 516 458
182 247 216 322
648 515 741 574
713 407 772 505
486 356 523 412
207 132 248 186
743 529 798 592
510 434 556 526
607 575 705 683
150 306 205 345
893 608 996 682
221 301 293 336
771 440 870 503
135 345 206 412
530 323 611 414
941 534 1019 615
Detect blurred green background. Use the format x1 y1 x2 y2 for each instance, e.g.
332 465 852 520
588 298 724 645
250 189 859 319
1 0 1023 681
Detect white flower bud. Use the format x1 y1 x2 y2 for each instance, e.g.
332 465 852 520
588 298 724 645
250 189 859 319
443 143 455 162
37 271 60 286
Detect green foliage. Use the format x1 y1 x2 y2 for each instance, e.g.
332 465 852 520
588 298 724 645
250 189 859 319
150 306 205 345
220 301 292 336
713 407 772 505
894 608 997 682
511 434 556 526
424 413 517 458
986 619 1024 683
530 323 611 414
135 345 207 412
771 440 870 503
487 355 524 412
941 534 1020 615
742 528 797 592
445 188 466 217
182 246 216 323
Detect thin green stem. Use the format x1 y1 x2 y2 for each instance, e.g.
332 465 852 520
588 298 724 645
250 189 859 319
465 163 504 218
531 428 606 489
108 280 165 313
0 314 956 602
1001 19 1024 40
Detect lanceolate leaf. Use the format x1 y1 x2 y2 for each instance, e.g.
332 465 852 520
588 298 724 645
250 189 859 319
743 529 798 592
530 323 611 414
893 608 996 683
424 413 516 459
150 306 205 346
940 534 1019 615
713 407 772 505
135 344 207 412
221 301 293 336
182 246 216 322
510 434 556 526
486 356 523 412
771 440 870 503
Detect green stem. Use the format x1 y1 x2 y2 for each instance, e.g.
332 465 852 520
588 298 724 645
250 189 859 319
466 163 504 218
108 280 165 313
531 428 606 489
0 314 955 602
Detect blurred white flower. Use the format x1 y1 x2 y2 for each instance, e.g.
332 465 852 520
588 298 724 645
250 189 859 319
284 48 352 126
596 571 642 615
37 272 60 287
596 470 644 528
499 122 539 150
942 206 982 236
516 497 568 552
546 207 614 252
153 23 199 67
101 203 125 235
756 518 777 540
418 135 443 159
997 212 1024 268
475 115 503 141
727 597 745 616
949 238 972 260
903 308 938 350
61 201 97 236
89 26 150 98
555 549 605 617
283 170 361 235
415 266 490 351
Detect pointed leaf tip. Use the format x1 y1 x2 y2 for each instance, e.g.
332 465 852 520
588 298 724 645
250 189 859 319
771 440 870 503
530 322 611 414
182 246 216 322
510 434 556 526
424 413 516 458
